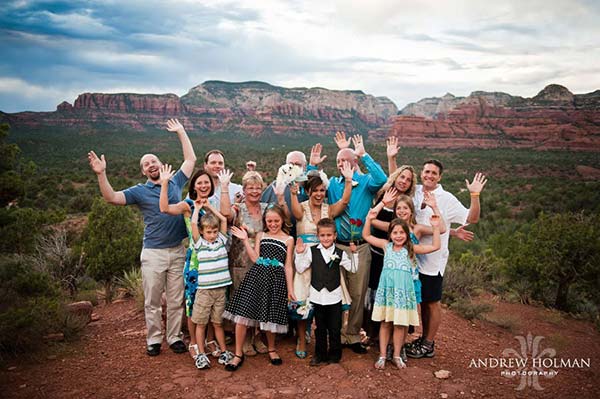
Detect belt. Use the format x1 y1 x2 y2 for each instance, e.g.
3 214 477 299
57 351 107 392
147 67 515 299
336 239 366 246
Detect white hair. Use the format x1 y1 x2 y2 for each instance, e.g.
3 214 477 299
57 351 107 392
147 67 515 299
285 151 306 167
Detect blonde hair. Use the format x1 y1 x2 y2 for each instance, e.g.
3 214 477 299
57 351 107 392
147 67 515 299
242 171 264 189
376 165 416 200
394 194 417 226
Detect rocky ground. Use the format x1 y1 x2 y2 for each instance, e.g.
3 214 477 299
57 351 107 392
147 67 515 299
2 297 599 399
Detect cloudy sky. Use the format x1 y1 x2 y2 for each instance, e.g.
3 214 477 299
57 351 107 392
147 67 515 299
1 0 599 112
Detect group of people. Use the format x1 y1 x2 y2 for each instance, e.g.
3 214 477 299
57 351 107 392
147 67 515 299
87 119 487 371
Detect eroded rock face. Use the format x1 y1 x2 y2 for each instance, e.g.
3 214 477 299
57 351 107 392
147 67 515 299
380 84 600 151
2 81 397 137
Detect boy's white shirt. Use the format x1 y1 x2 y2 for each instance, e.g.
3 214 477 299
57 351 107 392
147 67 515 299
295 243 358 305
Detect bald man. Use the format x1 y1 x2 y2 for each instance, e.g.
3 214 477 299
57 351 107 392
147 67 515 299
88 119 197 357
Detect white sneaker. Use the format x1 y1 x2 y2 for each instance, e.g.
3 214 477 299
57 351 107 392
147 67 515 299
218 350 235 365
195 353 211 369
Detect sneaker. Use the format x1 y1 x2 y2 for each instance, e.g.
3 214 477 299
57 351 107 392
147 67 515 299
406 340 435 359
194 353 211 369
403 336 423 351
218 350 235 365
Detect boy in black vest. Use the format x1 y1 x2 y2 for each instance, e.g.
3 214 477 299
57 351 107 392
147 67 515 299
295 218 358 366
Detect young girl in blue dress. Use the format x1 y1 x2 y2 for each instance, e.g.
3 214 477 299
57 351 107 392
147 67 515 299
362 205 441 370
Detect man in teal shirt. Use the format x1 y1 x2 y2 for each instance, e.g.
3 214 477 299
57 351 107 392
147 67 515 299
308 133 387 353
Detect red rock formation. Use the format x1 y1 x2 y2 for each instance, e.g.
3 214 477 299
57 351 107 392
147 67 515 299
379 85 600 151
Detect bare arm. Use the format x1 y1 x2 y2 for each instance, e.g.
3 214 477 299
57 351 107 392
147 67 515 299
87 151 126 205
204 201 228 234
362 209 388 249
289 183 304 221
166 119 196 178
329 161 353 218
191 205 201 243
414 215 441 254
465 173 487 224
217 170 234 222
386 136 399 175
285 237 296 301
159 164 192 216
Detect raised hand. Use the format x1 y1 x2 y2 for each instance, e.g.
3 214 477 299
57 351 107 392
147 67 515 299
217 169 233 188
310 143 327 166
382 187 399 206
295 237 306 254
159 164 174 183
466 172 487 194
340 160 354 180
366 208 379 221
423 191 438 209
87 151 106 175
289 181 299 196
453 225 474 242
349 242 358 253
245 161 256 172
166 118 185 134
386 136 399 158
231 226 249 241
429 214 441 228
194 197 207 209
334 131 350 149
274 179 286 197
351 135 366 157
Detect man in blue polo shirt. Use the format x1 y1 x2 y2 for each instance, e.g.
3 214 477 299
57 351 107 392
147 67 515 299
87 118 197 357
308 132 387 353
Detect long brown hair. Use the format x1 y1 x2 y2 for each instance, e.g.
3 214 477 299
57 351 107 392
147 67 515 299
394 194 417 226
376 165 417 202
262 204 289 234
388 218 415 262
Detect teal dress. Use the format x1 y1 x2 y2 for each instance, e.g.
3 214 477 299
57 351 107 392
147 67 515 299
410 232 422 304
371 243 419 326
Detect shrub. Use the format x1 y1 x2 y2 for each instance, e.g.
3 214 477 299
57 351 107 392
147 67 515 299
116 267 144 310
83 198 143 302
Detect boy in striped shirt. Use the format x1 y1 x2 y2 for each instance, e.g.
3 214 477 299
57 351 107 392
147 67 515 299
190 200 233 369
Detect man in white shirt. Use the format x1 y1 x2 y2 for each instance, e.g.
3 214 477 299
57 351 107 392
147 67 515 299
204 149 243 207
407 159 487 359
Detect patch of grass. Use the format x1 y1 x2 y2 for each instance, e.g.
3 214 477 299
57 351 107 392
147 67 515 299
483 313 519 332
450 299 493 321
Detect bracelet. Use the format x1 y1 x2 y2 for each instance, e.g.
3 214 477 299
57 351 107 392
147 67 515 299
470 193 480 197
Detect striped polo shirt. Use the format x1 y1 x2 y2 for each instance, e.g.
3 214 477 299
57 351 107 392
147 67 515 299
193 232 232 289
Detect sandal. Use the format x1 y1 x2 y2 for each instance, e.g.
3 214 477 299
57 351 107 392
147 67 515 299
253 335 269 354
392 356 406 369
224 354 244 372
295 339 307 359
374 356 386 370
268 349 283 366
243 336 257 357
205 340 221 358
189 343 200 359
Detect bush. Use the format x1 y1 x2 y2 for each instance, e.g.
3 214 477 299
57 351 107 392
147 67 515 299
115 267 144 310
450 299 493 320
83 198 143 302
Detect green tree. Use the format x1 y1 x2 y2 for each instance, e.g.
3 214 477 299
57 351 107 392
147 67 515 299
83 198 143 302
0 123 25 206
495 212 600 311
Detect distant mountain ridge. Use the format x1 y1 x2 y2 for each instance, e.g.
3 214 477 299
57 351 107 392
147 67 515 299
1 82 599 150
376 84 600 151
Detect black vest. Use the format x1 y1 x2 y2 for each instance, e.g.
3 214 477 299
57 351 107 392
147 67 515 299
310 246 343 291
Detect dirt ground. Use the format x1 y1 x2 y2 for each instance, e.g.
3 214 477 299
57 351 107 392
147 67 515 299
2 297 599 399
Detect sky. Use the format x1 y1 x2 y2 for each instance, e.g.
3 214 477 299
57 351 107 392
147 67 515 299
0 0 599 113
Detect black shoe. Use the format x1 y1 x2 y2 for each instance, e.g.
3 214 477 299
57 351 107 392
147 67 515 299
225 354 244 371
347 343 368 354
310 357 328 367
268 350 283 366
169 340 187 354
146 343 161 356
406 340 435 359
403 336 423 351
328 358 340 364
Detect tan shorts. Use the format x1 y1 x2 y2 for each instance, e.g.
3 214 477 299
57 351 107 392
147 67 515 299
191 287 227 325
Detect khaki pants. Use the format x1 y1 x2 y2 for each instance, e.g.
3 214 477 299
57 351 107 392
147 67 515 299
338 242 371 345
140 245 185 346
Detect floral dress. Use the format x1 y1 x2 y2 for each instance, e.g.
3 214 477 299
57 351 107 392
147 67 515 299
371 243 419 326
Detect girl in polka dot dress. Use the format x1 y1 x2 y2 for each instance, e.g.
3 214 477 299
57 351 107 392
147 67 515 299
223 204 296 370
